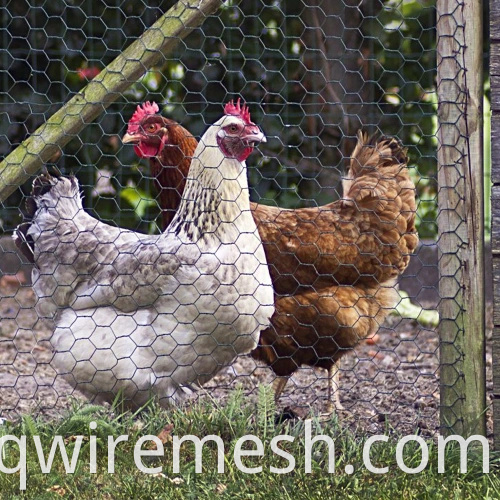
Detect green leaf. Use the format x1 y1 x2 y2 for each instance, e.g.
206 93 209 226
119 186 157 219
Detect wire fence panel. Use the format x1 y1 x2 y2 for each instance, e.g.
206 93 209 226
0 0 489 440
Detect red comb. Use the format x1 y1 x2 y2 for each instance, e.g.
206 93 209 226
224 98 252 124
127 101 160 133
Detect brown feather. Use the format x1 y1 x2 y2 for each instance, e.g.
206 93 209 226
147 119 198 228
255 281 398 378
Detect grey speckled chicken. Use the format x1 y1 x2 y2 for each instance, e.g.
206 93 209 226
14 101 274 409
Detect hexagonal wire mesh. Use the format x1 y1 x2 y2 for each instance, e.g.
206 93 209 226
0 0 487 438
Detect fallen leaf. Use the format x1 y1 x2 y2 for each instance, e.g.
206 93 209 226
365 333 380 345
215 483 227 494
169 477 184 485
152 472 167 479
47 485 66 496
149 423 174 449
64 435 88 445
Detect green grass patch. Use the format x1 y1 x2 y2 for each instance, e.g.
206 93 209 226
0 388 498 499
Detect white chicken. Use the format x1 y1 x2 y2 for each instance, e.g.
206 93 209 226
14 100 274 408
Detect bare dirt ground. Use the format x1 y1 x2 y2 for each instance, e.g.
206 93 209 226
0 278 493 439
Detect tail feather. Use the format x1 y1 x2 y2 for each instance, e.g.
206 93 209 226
32 173 58 201
13 172 83 263
380 135 408 166
341 130 417 255
343 131 413 205
13 222 35 263
349 131 408 175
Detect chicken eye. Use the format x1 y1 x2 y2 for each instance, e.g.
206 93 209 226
229 125 239 133
146 124 157 132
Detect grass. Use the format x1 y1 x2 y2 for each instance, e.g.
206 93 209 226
0 386 498 499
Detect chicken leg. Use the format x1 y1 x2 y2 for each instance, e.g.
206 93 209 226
273 362 344 414
326 360 344 413
273 376 288 403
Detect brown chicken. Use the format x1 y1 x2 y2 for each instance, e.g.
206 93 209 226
122 102 418 412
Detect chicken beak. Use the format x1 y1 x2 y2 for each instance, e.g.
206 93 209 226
122 132 141 144
253 129 267 144
244 127 266 146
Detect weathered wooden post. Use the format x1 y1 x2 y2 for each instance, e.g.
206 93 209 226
436 0 485 437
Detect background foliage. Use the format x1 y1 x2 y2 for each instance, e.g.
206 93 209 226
0 0 482 240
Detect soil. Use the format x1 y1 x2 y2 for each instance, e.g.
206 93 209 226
0 278 493 439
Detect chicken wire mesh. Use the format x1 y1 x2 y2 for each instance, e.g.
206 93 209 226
0 0 488 438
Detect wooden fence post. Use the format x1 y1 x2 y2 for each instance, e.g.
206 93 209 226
436 0 485 437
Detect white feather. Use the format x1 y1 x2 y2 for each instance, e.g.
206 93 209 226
23 115 274 408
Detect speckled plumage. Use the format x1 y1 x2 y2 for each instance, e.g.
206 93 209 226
14 113 274 409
